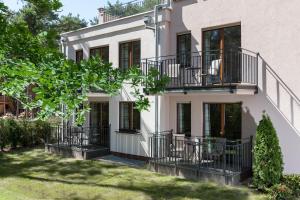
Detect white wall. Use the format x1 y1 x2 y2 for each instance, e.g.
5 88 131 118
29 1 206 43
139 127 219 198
63 0 300 173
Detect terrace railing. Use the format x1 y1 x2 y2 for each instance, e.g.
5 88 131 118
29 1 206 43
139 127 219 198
150 132 253 176
49 125 110 148
101 0 166 23
141 48 259 90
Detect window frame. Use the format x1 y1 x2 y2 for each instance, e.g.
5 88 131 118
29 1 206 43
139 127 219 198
75 49 84 64
119 40 141 70
89 45 109 62
176 32 191 67
119 101 141 133
176 102 191 137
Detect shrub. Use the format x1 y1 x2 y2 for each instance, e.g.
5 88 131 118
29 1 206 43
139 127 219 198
283 175 300 198
18 120 34 147
7 119 22 148
268 183 294 200
0 119 9 150
253 113 283 189
0 119 52 149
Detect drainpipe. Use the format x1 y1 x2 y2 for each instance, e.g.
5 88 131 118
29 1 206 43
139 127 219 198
154 0 170 134
60 37 67 138
154 4 159 135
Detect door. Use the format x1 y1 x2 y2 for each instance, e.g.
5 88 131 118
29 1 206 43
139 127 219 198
90 102 109 147
203 103 241 140
203 25 241 85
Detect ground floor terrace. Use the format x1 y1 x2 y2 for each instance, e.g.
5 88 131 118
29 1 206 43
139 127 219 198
47 87 300 181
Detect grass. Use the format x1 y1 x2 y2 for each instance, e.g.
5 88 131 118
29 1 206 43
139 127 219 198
0 148 267 200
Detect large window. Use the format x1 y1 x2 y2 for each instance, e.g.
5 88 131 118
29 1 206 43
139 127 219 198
177 33 191 67
177 103 191 136
119 40 140 70
203 25 241 84
203 103 241 140
119 102 140 132
90 46 109 62
76 50 83 64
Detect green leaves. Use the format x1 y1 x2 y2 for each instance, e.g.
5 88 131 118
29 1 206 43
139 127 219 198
253 113 284 189
0 1 169 126
0 54 169 125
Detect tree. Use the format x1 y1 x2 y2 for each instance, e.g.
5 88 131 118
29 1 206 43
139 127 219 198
253 113 283 189
56 13 88 33
0 1 169 125
106 0 159 17
89 16 99 26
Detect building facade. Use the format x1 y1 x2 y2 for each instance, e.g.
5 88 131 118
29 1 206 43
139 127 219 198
61 0 300 174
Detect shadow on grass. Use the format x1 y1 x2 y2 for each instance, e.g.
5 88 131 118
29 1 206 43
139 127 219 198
0 148 262 200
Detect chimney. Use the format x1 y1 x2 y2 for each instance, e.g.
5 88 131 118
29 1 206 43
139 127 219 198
98 7 105 24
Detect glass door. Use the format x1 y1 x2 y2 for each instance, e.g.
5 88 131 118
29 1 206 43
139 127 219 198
203 103 241 140
90 102 109 146
203 25 241 85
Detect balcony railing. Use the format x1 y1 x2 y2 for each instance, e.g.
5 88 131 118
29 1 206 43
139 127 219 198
101 0 166 23
141 48 259 90
150 130 253 176
49 126 110 148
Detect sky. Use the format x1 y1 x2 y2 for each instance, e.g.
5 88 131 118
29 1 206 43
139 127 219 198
2 0 132 21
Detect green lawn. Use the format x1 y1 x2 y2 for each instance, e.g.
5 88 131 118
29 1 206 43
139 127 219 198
0 148 266 200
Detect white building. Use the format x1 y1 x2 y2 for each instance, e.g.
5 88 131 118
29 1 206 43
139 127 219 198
60 0 300 179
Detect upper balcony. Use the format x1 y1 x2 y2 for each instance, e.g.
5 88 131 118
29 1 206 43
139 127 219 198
99 0 166 24
141 48 259 94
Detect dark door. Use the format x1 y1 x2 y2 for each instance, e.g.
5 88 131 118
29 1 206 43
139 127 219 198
203 25 241 85
203 103 241 140
90 102 109 147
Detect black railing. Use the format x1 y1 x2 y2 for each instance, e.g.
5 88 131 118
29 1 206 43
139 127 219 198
49 126 110 148
101 0 166 23
141 48 258 89
150 132 253 176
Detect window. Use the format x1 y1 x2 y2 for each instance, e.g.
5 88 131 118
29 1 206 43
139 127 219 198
119 102 140 132
90 46 109 62
177 103 191 136
76 50 83 64
203 103 241 140
119 40 140 70
177 33 191 66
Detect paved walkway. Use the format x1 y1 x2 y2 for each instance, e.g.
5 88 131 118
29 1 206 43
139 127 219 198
95 155 146 168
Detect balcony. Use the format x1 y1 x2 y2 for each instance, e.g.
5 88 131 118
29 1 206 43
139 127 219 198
99 0 166 23
141 48 259 93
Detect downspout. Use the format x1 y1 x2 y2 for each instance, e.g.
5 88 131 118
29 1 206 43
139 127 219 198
154 4 159 134
60 37 67 136
154 0 170 134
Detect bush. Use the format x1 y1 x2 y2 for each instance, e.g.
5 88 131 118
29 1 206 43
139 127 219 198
0 119 9 150
283 175 300 198
268 183 294 200
0 119 53 149
253 113 283 189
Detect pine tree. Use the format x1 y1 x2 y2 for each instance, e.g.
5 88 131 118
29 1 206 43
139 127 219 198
253 113 283 189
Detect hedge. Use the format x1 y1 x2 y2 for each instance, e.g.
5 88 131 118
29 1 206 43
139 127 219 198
0 119 52 150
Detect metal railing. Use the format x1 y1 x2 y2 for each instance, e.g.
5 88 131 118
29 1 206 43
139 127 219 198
101 0 165 23
150 132 253 176
49 125 110 148
141 48 258 89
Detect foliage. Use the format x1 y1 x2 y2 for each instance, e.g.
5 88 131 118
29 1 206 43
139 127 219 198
106 0 159 17
0 1 169 125
282 175 300 198
253 113 284 189
89 16 99 26
0 119 52 149
56 13 88 34
268 183 294 200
